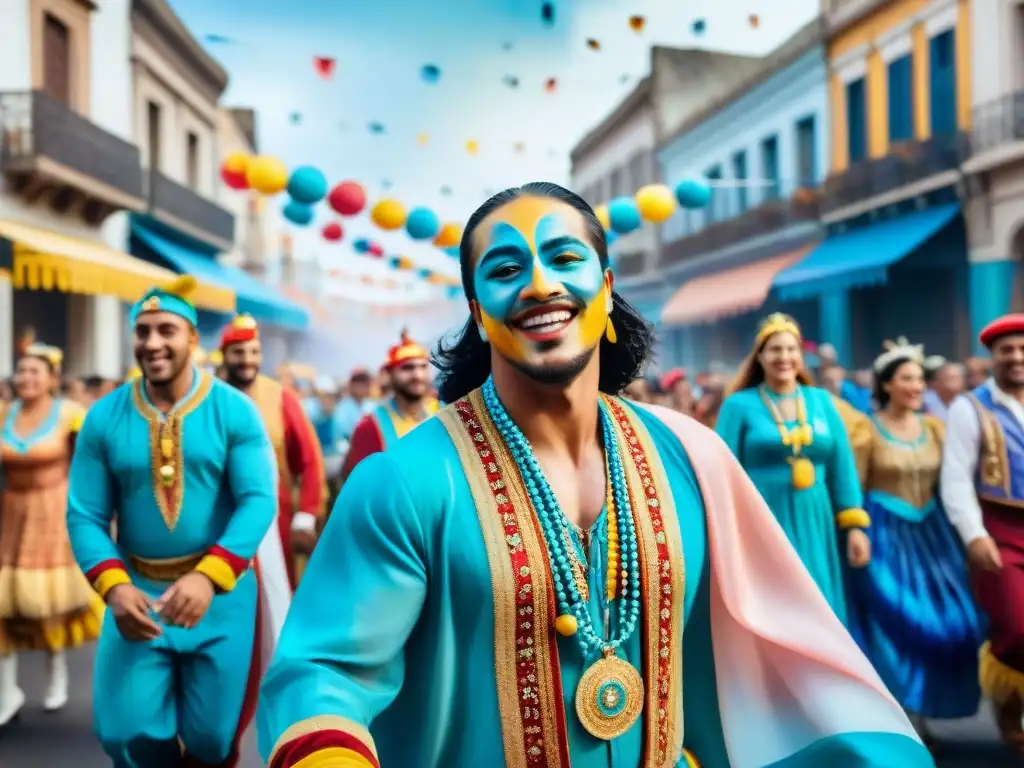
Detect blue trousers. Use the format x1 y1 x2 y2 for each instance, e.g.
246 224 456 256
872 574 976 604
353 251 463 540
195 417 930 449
93 571 258 767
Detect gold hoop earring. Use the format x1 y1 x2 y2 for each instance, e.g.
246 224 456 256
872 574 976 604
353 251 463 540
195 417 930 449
605 317 617 344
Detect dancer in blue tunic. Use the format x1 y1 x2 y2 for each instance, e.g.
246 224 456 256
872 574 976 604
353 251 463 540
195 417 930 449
257 184 929 768
716 313 870 624
847 339 983 743
66 276 291 767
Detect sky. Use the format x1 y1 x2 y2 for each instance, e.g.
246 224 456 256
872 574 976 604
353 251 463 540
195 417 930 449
169 0 818 307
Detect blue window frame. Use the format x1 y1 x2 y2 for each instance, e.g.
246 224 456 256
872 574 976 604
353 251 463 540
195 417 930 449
761 135 780 199
731 151 748 213
887 54 914 142
705 164 723 221
929 29 957 136
846 77 867 162
795 115 817 186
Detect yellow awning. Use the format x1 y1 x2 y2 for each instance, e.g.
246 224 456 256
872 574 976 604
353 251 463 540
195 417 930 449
0 219 236 313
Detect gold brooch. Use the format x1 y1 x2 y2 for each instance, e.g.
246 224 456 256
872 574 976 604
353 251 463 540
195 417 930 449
142 296 161 311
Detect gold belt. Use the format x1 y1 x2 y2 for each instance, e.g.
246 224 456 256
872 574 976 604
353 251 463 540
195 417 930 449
130 552 204 582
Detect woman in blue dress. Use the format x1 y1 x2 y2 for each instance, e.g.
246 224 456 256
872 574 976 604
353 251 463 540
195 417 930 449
846 339 984 743
716 313 871 624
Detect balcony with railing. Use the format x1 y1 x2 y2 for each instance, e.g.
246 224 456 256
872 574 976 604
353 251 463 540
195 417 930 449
660 192 820 268
968 89 1024 161
146 170 236 251
820 133 968 216
0 90 144 223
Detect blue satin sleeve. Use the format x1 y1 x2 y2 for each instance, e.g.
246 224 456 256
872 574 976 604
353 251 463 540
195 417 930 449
66 402 119 574
220 393 278 560
820 390 864 513
714 395 746 463
256 451 429 759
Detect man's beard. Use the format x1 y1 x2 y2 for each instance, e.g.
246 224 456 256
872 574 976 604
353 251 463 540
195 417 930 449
143 356 189 386
225 366 257 389
505 342 595 388
392 382 426 403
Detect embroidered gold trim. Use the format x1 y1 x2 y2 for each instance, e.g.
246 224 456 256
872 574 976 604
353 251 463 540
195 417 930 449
606 396 686 766
129 552 203 581
130 371 214 530
966 393 1011 494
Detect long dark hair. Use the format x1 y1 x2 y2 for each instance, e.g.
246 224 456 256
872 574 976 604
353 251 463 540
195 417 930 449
873 356 921 409
432 182 655 403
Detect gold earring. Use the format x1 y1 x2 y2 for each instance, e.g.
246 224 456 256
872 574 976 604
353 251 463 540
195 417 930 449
605 317 617 344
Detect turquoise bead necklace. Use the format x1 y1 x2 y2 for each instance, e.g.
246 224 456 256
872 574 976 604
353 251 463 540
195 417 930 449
482 378 646 739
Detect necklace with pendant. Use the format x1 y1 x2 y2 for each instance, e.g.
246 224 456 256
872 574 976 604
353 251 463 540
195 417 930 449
482 378 644 741
759 385 815 490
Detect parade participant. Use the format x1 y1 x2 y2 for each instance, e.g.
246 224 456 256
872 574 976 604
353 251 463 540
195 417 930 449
0 344 99 725
67 276 290 767
257 183 929 768
849 340 983 744
716 314 870 624
331 368 375 441
338 329 439 483
220 314 327 587
941 314 1024 751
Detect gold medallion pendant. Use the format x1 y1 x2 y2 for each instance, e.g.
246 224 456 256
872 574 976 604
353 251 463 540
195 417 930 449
575 652 644 740
790 456 815 490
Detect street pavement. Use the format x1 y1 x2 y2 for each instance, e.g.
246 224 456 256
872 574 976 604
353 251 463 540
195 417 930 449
0 647 1021 767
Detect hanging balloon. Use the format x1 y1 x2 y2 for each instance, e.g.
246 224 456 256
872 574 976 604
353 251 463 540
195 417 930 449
607 197 641 235
388 256 401 269
353 238 371 253
287 166 328 205
635 184 676 223
328 181 367 216
368 242 385 257
220 152 250 190
246 156 289 195
594 204 610 230
370 199 407 231
674 178 712 209
417 268 433 280
433 222 462 248
322 222 343 241
405 207 441 240
283 200 314 226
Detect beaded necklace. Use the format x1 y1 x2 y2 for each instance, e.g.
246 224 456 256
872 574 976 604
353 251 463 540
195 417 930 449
759 384 816 490
482 378 644 740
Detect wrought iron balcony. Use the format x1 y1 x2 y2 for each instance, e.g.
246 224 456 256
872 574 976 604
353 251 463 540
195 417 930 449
821 133 968 216
969 89 1024 157
0 90 144 224
146 170 235 251
660 192 820 268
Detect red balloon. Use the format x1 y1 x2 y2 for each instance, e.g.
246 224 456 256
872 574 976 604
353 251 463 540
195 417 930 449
322 222 343 241
327 181 366 216
368 242 385 257
221 166 249 190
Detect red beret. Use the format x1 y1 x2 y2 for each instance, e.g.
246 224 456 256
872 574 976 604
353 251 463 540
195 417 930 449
220 314 259 350
979 314 1024 349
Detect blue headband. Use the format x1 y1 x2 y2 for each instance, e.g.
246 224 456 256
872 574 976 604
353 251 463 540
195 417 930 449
130 276 199 327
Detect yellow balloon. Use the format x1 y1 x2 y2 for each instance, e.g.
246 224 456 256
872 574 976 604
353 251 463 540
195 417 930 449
594 204 610 230
246 156 289 195
371 199 407 231
223 152 250 175
635 184 676 223
433 222 462 248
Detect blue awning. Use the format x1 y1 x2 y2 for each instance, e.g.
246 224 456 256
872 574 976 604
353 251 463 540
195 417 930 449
771 203 961 301
131 223 309 330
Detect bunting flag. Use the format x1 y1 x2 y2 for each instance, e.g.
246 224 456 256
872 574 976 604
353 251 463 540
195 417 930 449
313 56 336 79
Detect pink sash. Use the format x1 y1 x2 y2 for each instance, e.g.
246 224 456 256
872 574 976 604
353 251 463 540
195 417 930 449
642 404 920 767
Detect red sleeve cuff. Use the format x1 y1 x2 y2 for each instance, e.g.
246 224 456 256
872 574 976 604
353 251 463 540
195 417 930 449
270 730 380 768
84 558 127 583
206 545 249 576
85 559 131 599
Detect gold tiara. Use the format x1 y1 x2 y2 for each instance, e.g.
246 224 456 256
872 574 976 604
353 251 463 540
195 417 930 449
873 336 925 373
755 313 801 346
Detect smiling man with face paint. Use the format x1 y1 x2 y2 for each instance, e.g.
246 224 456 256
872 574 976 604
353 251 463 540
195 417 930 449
260 183 931 768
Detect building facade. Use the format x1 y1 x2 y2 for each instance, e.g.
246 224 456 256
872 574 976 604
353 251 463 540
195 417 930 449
569 46 767 359
126 0 307 355
0 0 230 378
655 20 829 370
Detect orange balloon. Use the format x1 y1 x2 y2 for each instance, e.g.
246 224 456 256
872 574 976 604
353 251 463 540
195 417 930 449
433 222 462 248
222 152 250 175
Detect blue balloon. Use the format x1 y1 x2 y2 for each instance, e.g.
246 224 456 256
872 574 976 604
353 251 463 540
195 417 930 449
283 200 314 226
387 256 401 269
605 229 618 246
405 207 441 240
417 268 432 279
446 285 463 300
353 238 371 253
674 178 712 209
286 166 328 205
607 197 641 235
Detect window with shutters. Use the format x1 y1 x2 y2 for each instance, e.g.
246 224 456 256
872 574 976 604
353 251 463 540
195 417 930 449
887 55 914 142
846 78 867 162
186 131 200 189
42 13 71 106
929 29 957 136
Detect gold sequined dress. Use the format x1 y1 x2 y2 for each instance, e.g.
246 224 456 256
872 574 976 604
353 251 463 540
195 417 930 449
847 413 983 717
0 398 103 652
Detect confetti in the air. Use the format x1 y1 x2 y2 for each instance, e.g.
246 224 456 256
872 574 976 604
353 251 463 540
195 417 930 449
204 34 234 44
421 64 441 83
544 77 558 94
313 56 336 79
541 2 555 26
289 112 302 125
440 185 452 196
586 38 601 51
368 122 386 134
502 74 520 88
628 15 645 32
513 142 525 153
692 18 706 35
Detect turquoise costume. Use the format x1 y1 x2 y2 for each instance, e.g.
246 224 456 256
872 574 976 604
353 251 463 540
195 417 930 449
66 280 280 767
715 385 865 623
258 388 930 768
